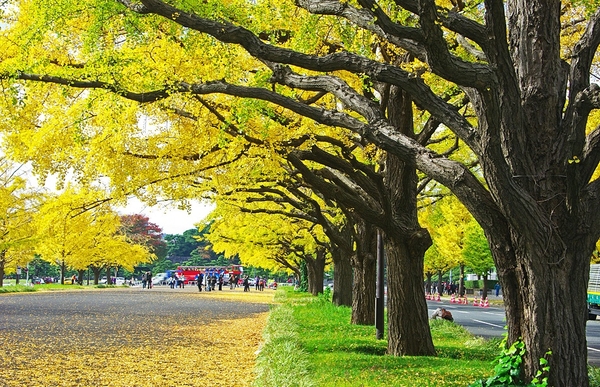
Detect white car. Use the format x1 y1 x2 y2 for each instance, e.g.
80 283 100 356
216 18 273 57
152 273 168 285
99 277 126 285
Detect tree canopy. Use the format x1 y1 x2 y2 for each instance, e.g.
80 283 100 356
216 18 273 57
1 0 600 384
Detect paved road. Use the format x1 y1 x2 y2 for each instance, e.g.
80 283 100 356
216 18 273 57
0 287 271 386
0 287 269 334
427 298 600 366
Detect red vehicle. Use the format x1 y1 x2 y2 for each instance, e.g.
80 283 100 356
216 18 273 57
176 265 243 284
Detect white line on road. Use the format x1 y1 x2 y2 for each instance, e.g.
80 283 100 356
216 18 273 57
482 311 505 316
472 319 504 328
588 347 600 353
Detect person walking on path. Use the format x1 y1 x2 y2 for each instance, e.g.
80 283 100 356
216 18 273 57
196 273 204 292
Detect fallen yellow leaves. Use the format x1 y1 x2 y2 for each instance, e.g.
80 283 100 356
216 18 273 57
0 289 273 387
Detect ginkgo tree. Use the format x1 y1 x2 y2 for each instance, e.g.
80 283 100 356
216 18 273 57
207 200 332 295
1 0 600 384
421 193 470 296
35 187 154 283
421 192 496 298
0 159 42 286
462 219 495 299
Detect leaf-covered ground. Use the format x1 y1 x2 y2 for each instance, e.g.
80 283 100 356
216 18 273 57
0 287 274 386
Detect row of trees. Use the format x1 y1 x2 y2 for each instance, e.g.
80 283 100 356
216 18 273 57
0 163 161 286
1 0 600 385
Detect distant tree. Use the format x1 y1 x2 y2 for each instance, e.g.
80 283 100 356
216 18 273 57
0 159 41 287
165 229 200 257
462 220 495 299
120 214 167 258
151 257 176 274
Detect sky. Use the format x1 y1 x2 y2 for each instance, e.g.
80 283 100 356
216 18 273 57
119 198 215 235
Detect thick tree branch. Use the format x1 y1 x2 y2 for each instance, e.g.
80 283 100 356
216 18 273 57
410 0 494 88
568 9 600 105
268 63 481 155
126 0 493 91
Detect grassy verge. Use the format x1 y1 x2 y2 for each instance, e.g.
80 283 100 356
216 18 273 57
0 284 37 293
254 288 501 387
0 283 127 293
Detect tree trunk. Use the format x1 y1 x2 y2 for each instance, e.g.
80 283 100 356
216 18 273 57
306 250 326 296
331 249 353 307
60 260 65 285
351 218 377 325
0 250 6 287
77 269 85 285
91 266 102 285
106 266 112 286
496 241 591 386
481 274 488 299
425 272 432 295
436 270 443 296
383 84 435 356
385 230 435 356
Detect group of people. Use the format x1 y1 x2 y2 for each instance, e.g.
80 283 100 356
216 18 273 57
138 270 278 293
141 271 153 289
194 272 224 292
168 275 186 289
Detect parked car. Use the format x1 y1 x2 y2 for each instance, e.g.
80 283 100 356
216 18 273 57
99 277 126 285
152 273 168 285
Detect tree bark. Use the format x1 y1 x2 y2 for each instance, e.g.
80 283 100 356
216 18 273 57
385 228 435 356
436 270 443 296
60 260 66 285
351 217 377 325
425 272 432 295
383 85 435 356
481 274 488 299
91 266 102 285
497 240 592 386
106 266 112 286
331 249 353 307
306 249 326 296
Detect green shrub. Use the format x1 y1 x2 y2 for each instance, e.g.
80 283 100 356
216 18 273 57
468 338 549 387
589 366 600 387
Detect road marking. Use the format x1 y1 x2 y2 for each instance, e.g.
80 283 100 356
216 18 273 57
472 319 504 328
589 347 600 353
483 311 505 316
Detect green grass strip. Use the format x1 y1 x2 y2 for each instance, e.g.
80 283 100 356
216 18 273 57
253 295 316 387
256 288 501 386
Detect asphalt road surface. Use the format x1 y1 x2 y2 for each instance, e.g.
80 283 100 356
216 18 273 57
0 287 270 349
427 298 600 366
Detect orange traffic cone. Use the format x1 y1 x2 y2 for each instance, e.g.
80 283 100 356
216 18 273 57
426 293 431 300
436 293 441 301
482 298 489 308
473 297 480 306
450 294 456 303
